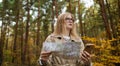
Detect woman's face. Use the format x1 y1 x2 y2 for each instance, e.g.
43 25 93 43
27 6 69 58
64 15 74 30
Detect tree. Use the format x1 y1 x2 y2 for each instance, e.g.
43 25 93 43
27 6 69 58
12 0 20 63
68 0 71 12
23 0 30 65
36 0 41 58
105 0 116 38
0 0 119 66
118 0 120 17
0 0 7 65
0 38 3 66
78 0 83 36
98 0 112 39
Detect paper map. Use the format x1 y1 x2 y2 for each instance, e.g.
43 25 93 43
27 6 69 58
42 41 82 59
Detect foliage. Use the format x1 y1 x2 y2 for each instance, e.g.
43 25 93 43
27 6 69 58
82 36 120 66
0 0 119 66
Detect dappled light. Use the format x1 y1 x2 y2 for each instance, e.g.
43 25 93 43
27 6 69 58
0 0 120 66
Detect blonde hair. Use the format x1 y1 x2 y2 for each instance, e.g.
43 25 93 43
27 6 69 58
53 12 79 39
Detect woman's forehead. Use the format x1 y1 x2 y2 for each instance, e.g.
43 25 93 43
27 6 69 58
65 15 72 18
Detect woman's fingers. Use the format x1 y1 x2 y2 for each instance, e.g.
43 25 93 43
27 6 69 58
41 54 49 58
84 51 91 57
80 51 91 64
81 54 88 62
40 51 52 61
81 52 89 61
41 51 52 55
41 56 49 60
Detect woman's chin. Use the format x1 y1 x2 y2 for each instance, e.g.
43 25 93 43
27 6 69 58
67 27 73 30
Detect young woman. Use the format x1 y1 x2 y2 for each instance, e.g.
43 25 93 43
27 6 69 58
39 12 91 66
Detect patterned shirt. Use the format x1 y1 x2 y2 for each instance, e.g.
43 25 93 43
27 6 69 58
38 35 92 66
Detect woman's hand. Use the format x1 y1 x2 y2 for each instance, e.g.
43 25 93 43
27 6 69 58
80 51 91 65
40 51 52 61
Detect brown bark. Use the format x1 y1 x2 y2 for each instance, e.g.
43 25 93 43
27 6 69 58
99 0 112 39
118 0 120 32
0 1 6 65
12 0 20 63
55 0 58 18
117 0 120 43
52 0 55 32
78 0 83 36
18 0 24 65
51 0 58 32
68 0 71 12
5 13 10 50
118 0 120 17
36 0 40 46
0 15 5 66
0 38 3 66
21 22 24 64
23 0 30 65
105 0 116 38
36 0 41 58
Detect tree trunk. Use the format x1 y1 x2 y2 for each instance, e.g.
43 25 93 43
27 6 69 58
105 0 116 38
5 14 10 50
12 0 20 63
68 0 71 12
52 0 55 32
0 0 7 65
36 0 40 46
98 0 112 39
118 0 120 17
21 22 24 65
23 0 30 65
36 0 41 58
118 0 120 43
0 18 4 66
20 11 24 65
17 0 25 65
0 38 3 66
55 0 58 18
51 0 58 32
117 0 120 38
78 0 83 36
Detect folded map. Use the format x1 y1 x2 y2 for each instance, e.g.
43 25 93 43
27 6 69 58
42 41 82 59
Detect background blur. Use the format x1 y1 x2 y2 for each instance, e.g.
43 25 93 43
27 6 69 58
0 0 120 66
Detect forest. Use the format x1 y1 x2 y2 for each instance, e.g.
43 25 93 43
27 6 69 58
0 0 120 66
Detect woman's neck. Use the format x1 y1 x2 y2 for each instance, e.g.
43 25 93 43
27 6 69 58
63 29 71 37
